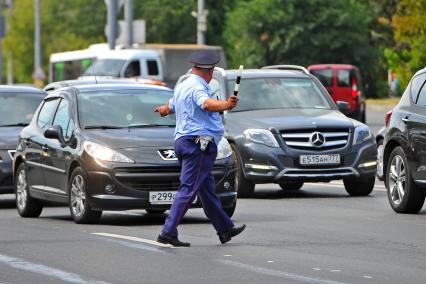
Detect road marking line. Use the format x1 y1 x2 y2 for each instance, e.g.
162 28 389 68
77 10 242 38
330 270 341 272
0 254 111 284
92 232 174 248
267 260 275 263
218 259 346 284
224 254 232 257
363 275 373 279
313 268 321 271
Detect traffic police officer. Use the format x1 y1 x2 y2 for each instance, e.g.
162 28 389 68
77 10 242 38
154 50 246 247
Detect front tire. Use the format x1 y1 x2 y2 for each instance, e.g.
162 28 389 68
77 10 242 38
231 143 255 198
376 139 384 181
279 181 304 190
386 147 425 213
343 176 375 196
15 163 43 217
69 167 102 224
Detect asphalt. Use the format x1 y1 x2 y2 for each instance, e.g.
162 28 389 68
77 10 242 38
0 106 425 284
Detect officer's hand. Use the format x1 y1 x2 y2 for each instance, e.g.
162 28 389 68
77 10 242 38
154 105 168 117
226 96 239 110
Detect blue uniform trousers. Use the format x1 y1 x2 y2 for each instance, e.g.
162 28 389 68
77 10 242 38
161 136 234 238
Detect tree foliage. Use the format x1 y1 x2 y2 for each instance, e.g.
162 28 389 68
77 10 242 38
385 0 426 89
224 0 385 96
3 0 105 83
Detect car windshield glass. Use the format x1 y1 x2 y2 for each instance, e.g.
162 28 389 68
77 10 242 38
228 78 332 112
0 93 43 126
78 89 176 128
310 69 333 87
83 59 126 77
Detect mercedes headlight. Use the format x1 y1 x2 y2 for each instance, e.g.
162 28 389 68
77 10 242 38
84 141 134 163
216 138 232 160
244 129 280 148
353 125 373 145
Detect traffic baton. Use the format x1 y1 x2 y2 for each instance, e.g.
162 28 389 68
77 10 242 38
233 65 244 96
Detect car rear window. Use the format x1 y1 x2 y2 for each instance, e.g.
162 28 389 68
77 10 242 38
337 69 351 87
309 69 332 87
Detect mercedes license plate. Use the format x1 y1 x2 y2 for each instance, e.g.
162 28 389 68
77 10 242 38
149 191 197 205
300 154 340 165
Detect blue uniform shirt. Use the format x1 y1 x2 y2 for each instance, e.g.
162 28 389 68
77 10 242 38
169 74 223 145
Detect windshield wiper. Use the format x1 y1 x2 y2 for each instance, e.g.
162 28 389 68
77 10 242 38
128 124 175 128
84 125 125 129
0 123 29 127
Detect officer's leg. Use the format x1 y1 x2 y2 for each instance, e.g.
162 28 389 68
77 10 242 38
198 172 234 234
162 137 208 237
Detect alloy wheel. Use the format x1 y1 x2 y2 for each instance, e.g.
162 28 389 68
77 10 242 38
16 169 28 211
388 155 406 206
71 175 86 217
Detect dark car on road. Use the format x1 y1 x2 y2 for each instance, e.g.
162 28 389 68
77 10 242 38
0 86 45 194
308 64 366 123
179 67 377 197
13 83 236 223
383 68 426 213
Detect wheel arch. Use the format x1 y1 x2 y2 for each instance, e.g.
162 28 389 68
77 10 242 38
67 160 81 185
383 139 401 179
13 155 24 181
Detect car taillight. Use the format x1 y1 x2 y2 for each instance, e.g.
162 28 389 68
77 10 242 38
352 77 358 99
385 110 393 127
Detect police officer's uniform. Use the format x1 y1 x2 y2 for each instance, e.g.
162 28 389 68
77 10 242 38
157 51 245 247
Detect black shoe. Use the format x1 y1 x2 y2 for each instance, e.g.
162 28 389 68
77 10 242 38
219 224 246 244
157 234 191 247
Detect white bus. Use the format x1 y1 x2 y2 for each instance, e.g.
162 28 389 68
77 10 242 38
48 44 109 83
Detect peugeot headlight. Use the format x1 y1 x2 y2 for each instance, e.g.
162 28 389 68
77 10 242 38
216 138 232 160
353 125 373 145
84 141 134 163
244 129 280 148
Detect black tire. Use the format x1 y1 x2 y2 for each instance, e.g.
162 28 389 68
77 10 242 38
376 139 384 181
15 163 43 218
386 147 425 213
343 176 375 196
145 209 166 214
230 143 255 198
279 181 304 190
223 201 236 218
69 167 102 224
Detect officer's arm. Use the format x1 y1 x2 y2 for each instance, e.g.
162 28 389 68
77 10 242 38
203 96 239 112
154 100 174 116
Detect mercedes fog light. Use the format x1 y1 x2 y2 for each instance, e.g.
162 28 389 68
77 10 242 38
224 181 231 190
105 184 116 194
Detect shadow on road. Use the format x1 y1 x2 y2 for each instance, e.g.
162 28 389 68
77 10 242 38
41 211 210 227
249 189 352 200
0 195 15 209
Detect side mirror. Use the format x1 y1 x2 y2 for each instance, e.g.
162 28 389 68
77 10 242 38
336 101 350 113
44 125 66 147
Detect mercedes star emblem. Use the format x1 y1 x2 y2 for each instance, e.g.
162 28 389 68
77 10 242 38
309 132 326 148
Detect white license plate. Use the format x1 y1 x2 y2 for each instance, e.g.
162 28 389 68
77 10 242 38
149 191 197 205
300 154 340 165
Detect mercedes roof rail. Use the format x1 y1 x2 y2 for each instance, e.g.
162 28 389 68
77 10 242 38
262 65 309 75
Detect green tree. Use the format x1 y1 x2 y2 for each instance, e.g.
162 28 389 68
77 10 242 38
4 0 106 83
385 0 426 89
224 0 383 97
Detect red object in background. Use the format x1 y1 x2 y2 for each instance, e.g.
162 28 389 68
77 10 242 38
308 64 366 122
122 77 167 87
385 109 393 127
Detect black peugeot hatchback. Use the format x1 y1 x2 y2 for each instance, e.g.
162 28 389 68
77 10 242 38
13 83 236 223
383 67 426 213
0 86 45 194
